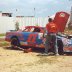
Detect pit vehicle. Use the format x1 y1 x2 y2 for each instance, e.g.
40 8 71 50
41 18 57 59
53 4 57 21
5 11 72 54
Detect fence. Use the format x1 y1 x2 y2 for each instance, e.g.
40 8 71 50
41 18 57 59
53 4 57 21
0 17 48 33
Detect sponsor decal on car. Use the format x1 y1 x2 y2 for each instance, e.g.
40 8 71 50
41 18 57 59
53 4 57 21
59 13 65 17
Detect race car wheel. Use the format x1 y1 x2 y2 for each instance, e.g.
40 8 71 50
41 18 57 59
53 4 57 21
11 37 20 48
57 40 64 55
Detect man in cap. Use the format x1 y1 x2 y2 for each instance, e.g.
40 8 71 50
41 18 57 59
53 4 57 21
44 18 59 56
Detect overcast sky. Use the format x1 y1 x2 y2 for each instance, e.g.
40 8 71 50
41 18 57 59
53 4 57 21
0 0 72 17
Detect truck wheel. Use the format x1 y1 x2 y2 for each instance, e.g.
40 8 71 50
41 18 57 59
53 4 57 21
11 37 20 48
57 40 64 55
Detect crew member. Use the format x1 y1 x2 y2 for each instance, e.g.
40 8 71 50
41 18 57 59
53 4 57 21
44 18 59 55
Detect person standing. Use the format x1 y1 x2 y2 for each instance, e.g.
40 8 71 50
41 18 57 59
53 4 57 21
44 18 59 55
15 22 19 31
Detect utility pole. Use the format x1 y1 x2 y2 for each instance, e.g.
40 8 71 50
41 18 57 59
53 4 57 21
68 6 72 29
34 8 36 17
16 9 18 17
70 6 72 22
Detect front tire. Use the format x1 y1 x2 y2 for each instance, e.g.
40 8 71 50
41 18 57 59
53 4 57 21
11 37 20 48
57 40 64 55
